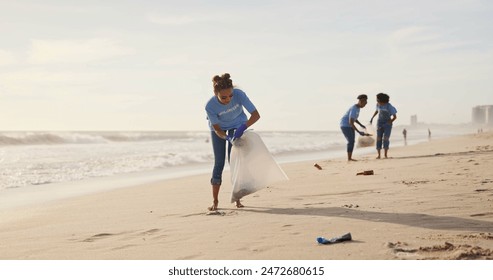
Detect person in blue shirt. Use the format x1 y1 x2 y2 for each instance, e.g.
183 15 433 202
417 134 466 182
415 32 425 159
340 94 370 161
370 93 397 159
205 73 260 211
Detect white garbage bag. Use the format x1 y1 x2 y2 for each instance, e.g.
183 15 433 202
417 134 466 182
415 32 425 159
357 123 376 148
230 130 288 202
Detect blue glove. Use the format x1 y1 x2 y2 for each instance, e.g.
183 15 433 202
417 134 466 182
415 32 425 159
225 135 233 143
233 123 247 139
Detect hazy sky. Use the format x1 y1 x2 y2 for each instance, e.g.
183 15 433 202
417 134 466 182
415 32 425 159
1 0 492 131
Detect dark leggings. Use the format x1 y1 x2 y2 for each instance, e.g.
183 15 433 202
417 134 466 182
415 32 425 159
210 129 235 185
341 126 355 153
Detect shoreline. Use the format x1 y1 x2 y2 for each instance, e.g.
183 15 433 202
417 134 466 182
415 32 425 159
1 132 492 259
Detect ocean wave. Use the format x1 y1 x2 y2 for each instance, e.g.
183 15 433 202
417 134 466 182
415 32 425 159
0 133 68 146
0 131 209 146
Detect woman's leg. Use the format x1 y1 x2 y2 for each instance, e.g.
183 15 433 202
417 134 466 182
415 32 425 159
209 131 226 210
376 124 384 159
209 184 220 211
383 124 393 158
341 127 356 161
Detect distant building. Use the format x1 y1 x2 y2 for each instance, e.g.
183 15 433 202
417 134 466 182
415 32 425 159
489 106 493 126
472 105 493 126
410 115 418 127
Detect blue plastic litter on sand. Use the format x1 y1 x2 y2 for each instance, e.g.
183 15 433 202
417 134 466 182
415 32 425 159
317 233 352 245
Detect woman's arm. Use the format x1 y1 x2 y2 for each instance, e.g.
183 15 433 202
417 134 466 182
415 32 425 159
370 110 378 123
390 114 397 124
246 110 260 128
350 118 367 135
355 119 365 128
212 124 228 140
350 118 361 133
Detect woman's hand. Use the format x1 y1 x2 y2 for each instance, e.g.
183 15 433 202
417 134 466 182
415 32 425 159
233 123 247 139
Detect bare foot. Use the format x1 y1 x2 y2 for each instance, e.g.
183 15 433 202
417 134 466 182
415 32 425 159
348 159 357 162
235 201 244 208
208 200 218 211
376 156 381 159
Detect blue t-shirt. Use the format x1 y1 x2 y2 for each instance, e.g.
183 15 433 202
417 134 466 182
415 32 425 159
376 103 397 124
205 88 257 131
340 104 360 128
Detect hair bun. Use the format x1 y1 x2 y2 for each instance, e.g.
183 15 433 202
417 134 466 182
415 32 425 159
212 73 234 93
212 75 221 83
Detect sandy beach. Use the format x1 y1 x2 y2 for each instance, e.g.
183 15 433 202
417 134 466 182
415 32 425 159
1 132 492 260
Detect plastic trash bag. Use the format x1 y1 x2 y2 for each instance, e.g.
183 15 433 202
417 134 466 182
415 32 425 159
230 130 288 202
357 123 376 148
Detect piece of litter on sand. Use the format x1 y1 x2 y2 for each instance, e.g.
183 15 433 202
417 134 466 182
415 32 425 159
206 210 225 216
317 232 352 245
314 163 322 170
356 170 374 176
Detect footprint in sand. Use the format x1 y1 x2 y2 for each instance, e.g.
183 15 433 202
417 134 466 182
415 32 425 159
205 210 227 216
82 233 115 242
342 204 359 208
142 229 160 235
457 232 493 240
388 241 493 260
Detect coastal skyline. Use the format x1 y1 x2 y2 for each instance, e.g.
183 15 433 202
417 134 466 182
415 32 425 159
1 0 492 131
